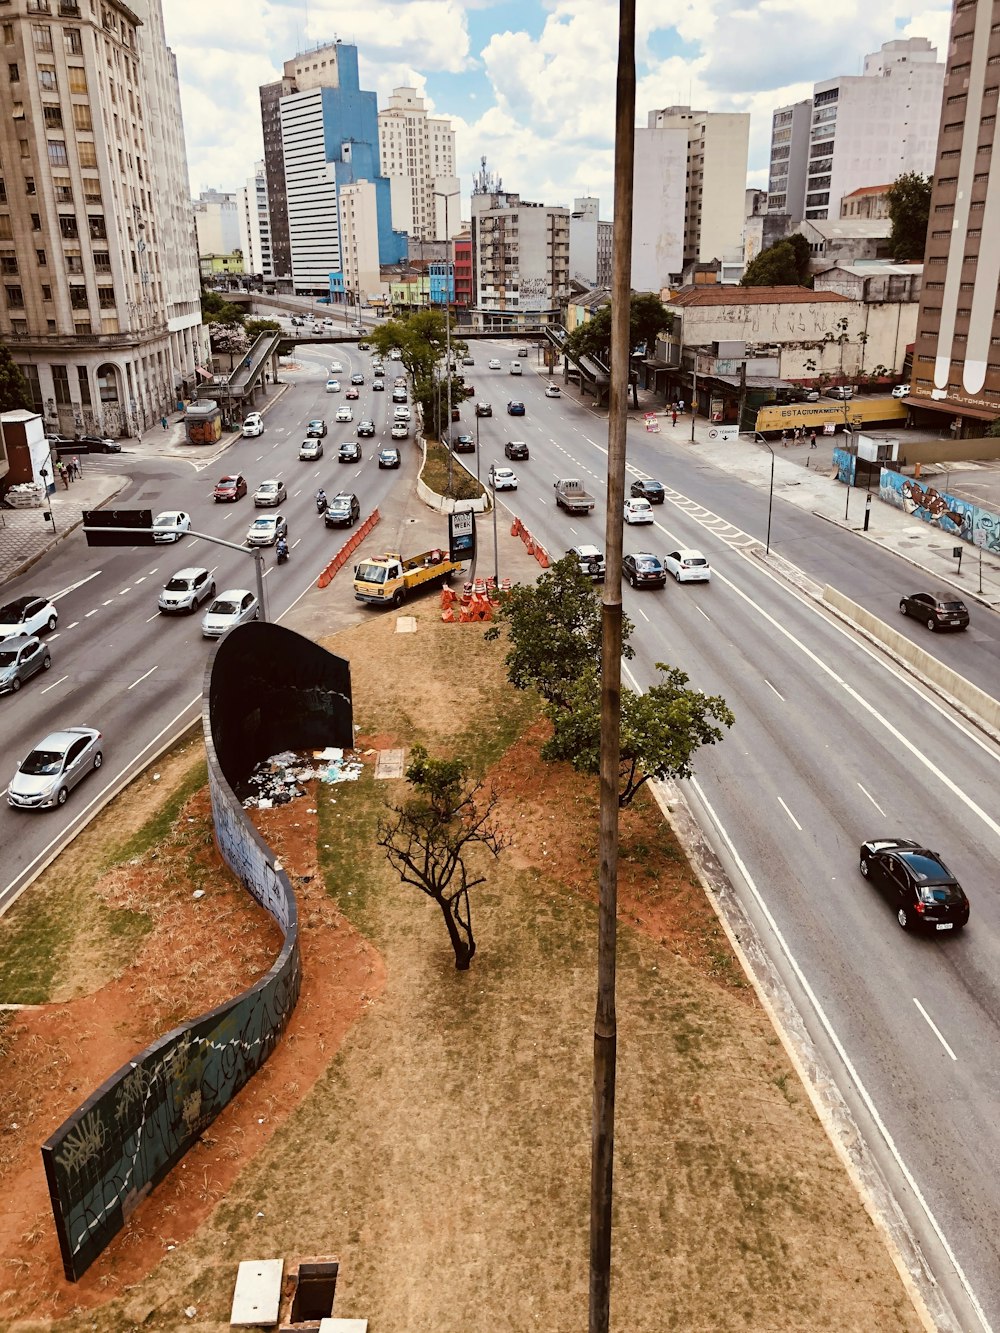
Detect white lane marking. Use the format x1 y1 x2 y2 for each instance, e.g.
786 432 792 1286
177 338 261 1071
47 631 61 641
913 998 957 1061
145 612 160 622
118 586 131 595
134 576 147 584
636 606 650 622
40 674 69 694
622 660 641 692
102 599 113 606
85 609 99 617
694 604 711 620
764 679 785 701
51 571 102 600
64 622 78 630
291 537 302 549
692 777 990 1332
776 797 802 830
857 783 886 817
127 665 158 690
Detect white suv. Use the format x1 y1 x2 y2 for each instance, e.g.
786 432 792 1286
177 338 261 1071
158 567 216 615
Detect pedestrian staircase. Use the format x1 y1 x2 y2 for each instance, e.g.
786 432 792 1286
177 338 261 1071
543 323 609 400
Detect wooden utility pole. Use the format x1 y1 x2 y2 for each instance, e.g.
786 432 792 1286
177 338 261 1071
589 0 636 1328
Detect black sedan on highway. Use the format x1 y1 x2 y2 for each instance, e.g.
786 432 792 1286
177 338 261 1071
338 441 362 463
630 478 665 504
899 592 969 632
378 448 401 469
859 838 970 933
505 440 529 460
623 553 666 588
452 434 475 453
358 419 376 438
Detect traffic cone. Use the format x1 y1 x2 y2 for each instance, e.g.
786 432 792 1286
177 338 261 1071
511 517 521 537
536 548 549 568
441 606 455 623
524 537 534 556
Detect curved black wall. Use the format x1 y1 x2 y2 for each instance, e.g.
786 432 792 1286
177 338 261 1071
41 621 352 1281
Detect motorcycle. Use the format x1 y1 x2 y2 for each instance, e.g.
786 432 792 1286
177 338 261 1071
276 540 289 566
315 492 327 513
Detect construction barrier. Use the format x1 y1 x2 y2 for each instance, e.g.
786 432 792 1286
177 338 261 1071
511 517 522 537
316 507 381 588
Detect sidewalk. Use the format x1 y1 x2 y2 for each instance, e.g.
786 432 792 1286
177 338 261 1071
0 467 130 587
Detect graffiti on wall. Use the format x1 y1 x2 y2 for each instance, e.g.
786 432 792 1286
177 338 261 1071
833 447 856 487
880 470 1000 552
41 622 353 1281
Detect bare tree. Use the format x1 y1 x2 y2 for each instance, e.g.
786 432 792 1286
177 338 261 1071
376 746 507 970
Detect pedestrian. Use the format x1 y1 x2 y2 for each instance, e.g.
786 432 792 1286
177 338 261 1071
57 460 68 489
781 429 790 447
671 408 678 427
678 398 685 414
70 456 80 479
809 430 817 449
160 414 168 431
794 426 802 443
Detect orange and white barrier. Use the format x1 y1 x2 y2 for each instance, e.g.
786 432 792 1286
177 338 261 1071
316 507 381 588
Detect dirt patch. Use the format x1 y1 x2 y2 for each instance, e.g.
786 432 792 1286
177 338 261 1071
0 771 383 1324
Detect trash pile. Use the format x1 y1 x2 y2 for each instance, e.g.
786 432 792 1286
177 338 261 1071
241 747 364 809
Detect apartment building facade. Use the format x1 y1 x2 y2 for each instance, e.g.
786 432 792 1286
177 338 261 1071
911 0 1000 434
470 190 569 327
238 161 272 279
377 86 458 241
0 0 205 437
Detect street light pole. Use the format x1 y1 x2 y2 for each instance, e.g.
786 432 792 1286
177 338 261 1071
756 434 775 554
434 188 460 496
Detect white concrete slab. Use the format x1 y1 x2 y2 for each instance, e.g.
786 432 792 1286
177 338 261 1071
230 1257 284 1327
395 614 418 633
319 1321 368 1332
374 747 405 779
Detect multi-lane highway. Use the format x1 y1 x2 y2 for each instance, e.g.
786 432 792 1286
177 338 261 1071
2 333 1000 1329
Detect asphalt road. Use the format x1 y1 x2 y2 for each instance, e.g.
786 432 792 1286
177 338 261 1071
3 334 1000 1329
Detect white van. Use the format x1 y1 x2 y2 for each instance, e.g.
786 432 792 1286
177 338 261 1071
510 361 522 375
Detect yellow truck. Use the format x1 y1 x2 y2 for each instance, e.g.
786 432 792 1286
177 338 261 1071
353 549 463 607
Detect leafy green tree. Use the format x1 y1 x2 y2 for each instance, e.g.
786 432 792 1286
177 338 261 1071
484 555 634 711
564 293 673 367
201 286 245 326
368 311 467 439
885 172 932 262
488 556 733 805
0 343 31 411
544 665 735 806
376 745 507 970
742 234 811 287
245 317 281 339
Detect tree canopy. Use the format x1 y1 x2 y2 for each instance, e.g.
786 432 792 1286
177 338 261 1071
563 293 673 367
487 556 733 805
0 343 31 412
368 311 468 439
200 287 245 327
742 234 811 287
885 172 932 262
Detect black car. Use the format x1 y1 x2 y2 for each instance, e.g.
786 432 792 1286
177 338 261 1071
350 372 365 386
630 478 665 504
475 402 492 417
623 553 666 588
339 441 362 463
324 492 361 527
899 592 970 632
378 448 401 469
505 440 529 460
453 434 475 453
372 378 385 391
358 340 371 351
357 420 376 438
47 433 122 454
306 419 327 438
859 838 970 933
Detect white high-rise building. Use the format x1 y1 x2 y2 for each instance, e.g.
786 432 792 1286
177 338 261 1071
630 125 687 291
0 0 205 436
378 87 458 240
238 162 273 279
338 181 387 305
193 188 241 257
768 38 945 223
471 189 569 323
645 106 750 267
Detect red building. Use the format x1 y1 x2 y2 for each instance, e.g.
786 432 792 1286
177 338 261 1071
453 234 473 309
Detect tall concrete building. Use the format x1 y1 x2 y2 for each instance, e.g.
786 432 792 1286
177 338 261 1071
377 87 458 241
259 41 405 296
193 188 241 257
768 39 945 224
0 0 205 436
630 123 686 291
911 0 1000 434
238 162 273 279
470 185 569 328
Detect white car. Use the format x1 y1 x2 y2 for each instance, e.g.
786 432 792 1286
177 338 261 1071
545 383 561 398
329 361 343 374
664 548 711 583
567 544 606 581
489 464 518 491
390 421 409 439
0 595 58 641
299 437 323 460
158 567 216 615
623 498 653 525
323 317 335 328
335 405 354 423
891 383 910 399
326 378 341 393
201 588 260 638
393 405 411 421
153 510 191 543
245 512 288 547
389 348 403 361
242 412 264 437
488 358 502 370
253 479 287 507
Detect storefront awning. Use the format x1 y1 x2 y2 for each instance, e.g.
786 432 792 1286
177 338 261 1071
903 395 998 421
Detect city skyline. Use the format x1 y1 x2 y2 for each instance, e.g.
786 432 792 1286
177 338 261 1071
163 0 952 221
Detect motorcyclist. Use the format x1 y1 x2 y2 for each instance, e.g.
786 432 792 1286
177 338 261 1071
315 487 327 510
276 536 289 561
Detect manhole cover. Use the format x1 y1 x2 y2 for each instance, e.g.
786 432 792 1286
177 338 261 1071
374 748 406 780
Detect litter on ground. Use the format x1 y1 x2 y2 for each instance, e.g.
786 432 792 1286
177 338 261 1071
241 748 364 808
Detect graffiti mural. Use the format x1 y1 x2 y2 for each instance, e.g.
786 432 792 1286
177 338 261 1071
880 469 1000 552
833 447 856 487
42 622 353 1282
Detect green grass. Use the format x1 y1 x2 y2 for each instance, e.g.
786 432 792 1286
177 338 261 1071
420 438 486 501
106 758 207 869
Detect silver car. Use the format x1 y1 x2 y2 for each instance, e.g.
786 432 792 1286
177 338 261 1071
0 635 52 694
158 567 216 615
201 588 260 638
246 513 288 547
254 480 287 507
8 726 103 809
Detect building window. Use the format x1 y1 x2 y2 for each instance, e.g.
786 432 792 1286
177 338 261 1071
54 179 72 202
52 363 72 405
32 23 53 51
88 215 106 239
93 250 110 271
2 25 13 44
97 284 114 305
5 283 24 307
41 283 51 299
25 176 36 195
38 63 56 89
8 61 18 80
43 105 63 127
30 213 40 230
64 27 81 53
67 66 86 92
36 247 46 264
59 215 78 238
72 102 92 130
77 364 91 405
69 284 88 307
78 140 96 167
47 140 68 166
65 253 82 272
0 254 17 274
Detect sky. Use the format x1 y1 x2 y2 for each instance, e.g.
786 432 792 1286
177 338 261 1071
163 0 953 221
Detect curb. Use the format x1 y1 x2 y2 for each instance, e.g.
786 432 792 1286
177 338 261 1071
3 476 131 584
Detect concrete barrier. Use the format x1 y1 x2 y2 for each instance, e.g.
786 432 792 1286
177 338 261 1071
823 586 1000 731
